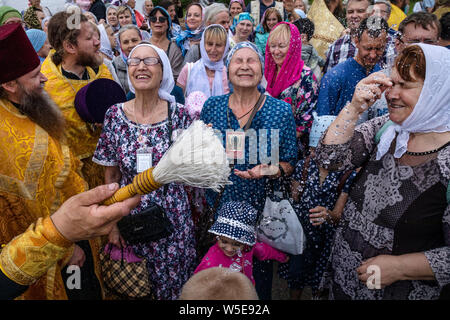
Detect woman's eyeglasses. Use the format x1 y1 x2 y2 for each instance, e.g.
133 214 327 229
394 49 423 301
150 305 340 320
127 57 161 66
149 16 168 23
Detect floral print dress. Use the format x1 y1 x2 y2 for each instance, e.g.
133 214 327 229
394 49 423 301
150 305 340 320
276 67 319 157
93 102 197 300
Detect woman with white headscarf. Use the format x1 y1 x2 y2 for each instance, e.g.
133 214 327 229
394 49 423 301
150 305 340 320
97 23 121 86
106 5 120 33
177 24 230 99
315 44 450 300
93 43 197 300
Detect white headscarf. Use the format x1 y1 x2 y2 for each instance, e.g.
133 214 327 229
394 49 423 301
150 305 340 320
376 43 450 160
98 24 114 60
127 43 175 103
185 24 230 98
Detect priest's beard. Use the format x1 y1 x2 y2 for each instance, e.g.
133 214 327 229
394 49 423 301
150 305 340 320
77 50 103 69
17 84 66 141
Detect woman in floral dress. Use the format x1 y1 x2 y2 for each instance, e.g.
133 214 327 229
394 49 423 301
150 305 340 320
93 43 196 300
264 22 319 158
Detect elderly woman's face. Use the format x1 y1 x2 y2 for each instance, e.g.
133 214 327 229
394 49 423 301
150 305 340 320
120 29 141 56
128 46 162 92
228 48 262 88
385 68 424 125
230 2 243 18
107 8 118 26
150 11 169 35
186 5 202 30
235 20 253 39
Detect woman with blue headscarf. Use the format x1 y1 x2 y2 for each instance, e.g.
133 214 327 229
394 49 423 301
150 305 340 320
230 12 255 48
175 2 205 56
147 6 184 82
199 42 298 299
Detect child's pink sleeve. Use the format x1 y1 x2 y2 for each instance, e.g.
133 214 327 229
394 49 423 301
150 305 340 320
253 242 287 262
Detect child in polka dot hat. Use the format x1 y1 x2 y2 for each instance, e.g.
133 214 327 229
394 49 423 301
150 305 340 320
194 201 288 285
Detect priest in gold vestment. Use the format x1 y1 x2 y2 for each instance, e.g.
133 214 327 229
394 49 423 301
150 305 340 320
41 12 113 189
0 22 99 300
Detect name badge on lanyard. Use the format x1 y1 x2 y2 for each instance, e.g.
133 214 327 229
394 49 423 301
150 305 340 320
136 148 152 173
226 131 245 160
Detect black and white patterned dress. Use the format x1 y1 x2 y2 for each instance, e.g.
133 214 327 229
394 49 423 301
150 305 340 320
315 115 450 300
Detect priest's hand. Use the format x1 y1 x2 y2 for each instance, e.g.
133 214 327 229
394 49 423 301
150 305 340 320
51 183 141 243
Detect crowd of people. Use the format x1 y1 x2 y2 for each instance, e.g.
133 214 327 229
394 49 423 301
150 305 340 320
0 0 449 301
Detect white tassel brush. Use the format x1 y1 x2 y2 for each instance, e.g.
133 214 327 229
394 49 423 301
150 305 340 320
103 120 231 205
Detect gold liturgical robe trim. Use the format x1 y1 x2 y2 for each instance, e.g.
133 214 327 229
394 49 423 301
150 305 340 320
0 99 87 299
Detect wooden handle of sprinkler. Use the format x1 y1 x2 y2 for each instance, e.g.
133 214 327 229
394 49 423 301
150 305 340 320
102 167 164 205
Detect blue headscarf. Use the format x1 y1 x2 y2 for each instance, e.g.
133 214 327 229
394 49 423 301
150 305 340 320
149 6 173 40
226 42 265 93
226 41 264 73
230 12 254 33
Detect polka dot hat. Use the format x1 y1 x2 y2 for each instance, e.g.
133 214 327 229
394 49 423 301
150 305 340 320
208 201 258 246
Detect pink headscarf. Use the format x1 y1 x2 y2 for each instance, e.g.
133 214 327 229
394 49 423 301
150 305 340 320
264 22 304 98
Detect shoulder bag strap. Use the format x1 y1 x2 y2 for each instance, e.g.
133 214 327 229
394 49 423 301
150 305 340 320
243 93 265 131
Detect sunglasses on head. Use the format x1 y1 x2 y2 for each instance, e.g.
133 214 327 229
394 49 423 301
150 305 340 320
149 16 168 23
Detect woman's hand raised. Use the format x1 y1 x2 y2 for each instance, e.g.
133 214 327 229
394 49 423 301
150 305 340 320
348 72 393 114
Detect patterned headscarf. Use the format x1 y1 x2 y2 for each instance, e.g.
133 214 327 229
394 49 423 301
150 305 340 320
264 22 304 98
230 12 254 33
23 6 42 30
226 41 264 73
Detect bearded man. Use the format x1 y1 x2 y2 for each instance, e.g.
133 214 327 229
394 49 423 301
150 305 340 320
41 11 113 189
0 22 93 300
